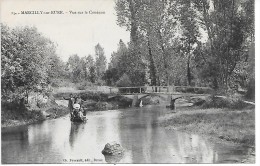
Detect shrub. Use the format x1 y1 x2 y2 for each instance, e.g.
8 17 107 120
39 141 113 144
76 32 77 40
201 96 250 109
79 92 109 102
96 79 106 86
1 101 45 124
76 81 93 90
25 110 45 121
116 74 132 87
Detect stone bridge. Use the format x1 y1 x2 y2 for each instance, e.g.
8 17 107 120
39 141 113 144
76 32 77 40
108 86 213 107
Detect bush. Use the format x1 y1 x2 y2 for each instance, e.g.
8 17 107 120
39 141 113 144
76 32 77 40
1 101 45 124
201 96 250 109
25 109 45 121
176 87 213 94
79 92 109 102
116 74 132 87
96 79 106 86
76 81 94 90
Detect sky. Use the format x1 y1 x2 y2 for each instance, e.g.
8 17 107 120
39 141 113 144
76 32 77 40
0 0 130 62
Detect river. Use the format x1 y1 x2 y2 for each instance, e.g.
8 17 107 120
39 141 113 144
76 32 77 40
1 103 252 164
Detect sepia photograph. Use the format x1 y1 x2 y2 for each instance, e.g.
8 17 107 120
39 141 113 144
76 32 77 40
1 0 256 164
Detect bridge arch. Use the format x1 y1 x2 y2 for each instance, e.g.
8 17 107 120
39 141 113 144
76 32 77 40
138 93 167 100
108 93 170 107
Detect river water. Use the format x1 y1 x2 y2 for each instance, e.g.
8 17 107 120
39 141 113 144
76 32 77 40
1 104 252 164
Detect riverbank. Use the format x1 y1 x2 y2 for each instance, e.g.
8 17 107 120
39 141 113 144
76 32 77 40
1 90 133 128
1 100 69 129
160 105 255 163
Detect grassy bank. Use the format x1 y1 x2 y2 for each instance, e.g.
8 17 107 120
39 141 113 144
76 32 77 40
1 100 69 128
162 107 255 146
161 95 255 147
1 90 131 129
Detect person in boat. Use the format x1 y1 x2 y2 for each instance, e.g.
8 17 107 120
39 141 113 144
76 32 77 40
75 95 83 105
74 96 85 118
72 103 83 118
63 94 75 114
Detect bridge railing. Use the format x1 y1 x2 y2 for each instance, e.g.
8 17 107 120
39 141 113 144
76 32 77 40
109 86 213 94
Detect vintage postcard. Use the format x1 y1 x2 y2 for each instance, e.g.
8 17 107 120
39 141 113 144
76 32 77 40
1 0 256 164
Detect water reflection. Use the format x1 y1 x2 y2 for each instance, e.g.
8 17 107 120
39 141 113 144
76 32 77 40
69 123 85 149
116 106 251 163
2 105 253 164
168 132 216 163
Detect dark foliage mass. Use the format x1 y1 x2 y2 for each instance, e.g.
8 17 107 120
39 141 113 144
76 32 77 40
1 24 65 102
112 0 254 97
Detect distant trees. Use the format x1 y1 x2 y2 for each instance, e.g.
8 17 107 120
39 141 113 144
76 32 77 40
104 40 127 86
104 39 147 87
86 55 96 83
1 24 64 102
65 44 107 85
66 54 82 82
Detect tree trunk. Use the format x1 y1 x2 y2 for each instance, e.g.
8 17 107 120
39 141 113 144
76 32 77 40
147 39 157 86
157 29 169 86
187 53 192 86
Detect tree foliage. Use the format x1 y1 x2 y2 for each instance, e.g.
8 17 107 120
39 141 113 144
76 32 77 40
2 0 254 101
1 24 63 101
64 44 107 84
113 0 254 95
95 43 107 80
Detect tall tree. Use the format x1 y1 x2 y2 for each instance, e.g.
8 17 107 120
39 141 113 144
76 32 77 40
191 0 254 90
95 43 107 80
85 55 96 83
115 0 179 86
80 57 88 80
178 0 200 85
115 0 146 86
67 54 81 82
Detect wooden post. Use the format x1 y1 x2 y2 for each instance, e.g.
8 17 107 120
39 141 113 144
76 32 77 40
132 95 138 107
109 87 112 94
139 87 142 93
167 95 172 103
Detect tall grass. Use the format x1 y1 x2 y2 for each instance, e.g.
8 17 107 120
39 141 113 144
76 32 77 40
163 109 255 146
201 96 252 109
